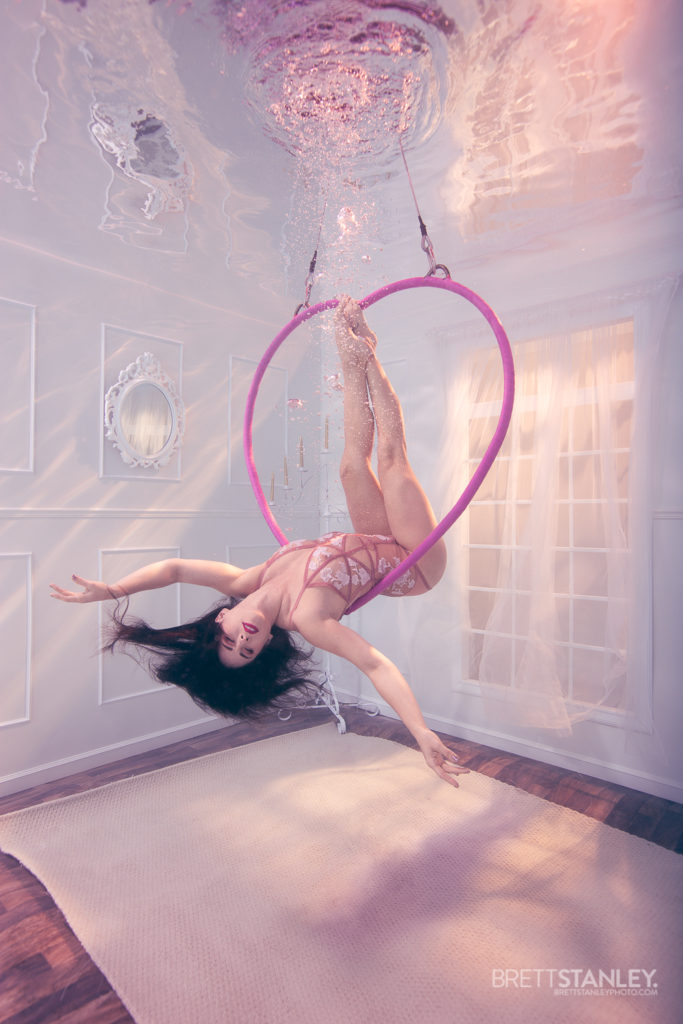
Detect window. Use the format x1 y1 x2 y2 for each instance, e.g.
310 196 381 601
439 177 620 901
462 319 634 722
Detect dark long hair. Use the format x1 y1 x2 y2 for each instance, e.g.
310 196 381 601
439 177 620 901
103 597 318 718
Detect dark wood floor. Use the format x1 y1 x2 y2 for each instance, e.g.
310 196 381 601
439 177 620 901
1 707 681 1024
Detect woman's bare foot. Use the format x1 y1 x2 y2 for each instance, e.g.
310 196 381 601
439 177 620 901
335 295 377 368
341 295 377 346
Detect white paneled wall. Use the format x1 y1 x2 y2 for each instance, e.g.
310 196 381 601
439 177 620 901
0 223 322 796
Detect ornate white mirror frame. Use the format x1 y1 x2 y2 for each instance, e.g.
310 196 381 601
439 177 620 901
104 352 185 470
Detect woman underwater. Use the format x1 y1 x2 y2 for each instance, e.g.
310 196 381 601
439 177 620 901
51 296 468 788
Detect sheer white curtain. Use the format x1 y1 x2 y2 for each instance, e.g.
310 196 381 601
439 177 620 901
433 278 675 734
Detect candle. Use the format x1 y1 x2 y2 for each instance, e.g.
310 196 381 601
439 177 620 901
283 455 289 487
298 436 304 469
269 472 275 504
324 416 329 450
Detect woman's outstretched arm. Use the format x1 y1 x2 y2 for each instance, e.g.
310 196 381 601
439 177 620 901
49 558 252 604
297 616 469 788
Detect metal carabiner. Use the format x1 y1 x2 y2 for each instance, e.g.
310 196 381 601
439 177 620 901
418 215 450 277
421 233 437 276
418 215 437 276
293 278 312 316
426 263 451 279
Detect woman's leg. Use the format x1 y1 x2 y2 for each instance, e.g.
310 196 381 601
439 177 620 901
364 354 447 586
335 298 446 586
335 299 391 536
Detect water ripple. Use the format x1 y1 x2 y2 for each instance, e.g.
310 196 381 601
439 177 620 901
234 1 454 168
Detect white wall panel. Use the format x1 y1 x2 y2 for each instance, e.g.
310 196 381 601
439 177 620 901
651 514 683 789
229 356 287 487
98 546 180 703
0 552 31 726
0 297 34 473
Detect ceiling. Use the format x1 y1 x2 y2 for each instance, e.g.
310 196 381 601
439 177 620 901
1 0 680 308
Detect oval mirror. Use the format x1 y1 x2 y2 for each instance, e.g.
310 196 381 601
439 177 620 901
104 352 185 470
119 381 173 457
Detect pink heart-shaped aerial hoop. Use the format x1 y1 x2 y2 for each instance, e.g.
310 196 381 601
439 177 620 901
244 276 515 614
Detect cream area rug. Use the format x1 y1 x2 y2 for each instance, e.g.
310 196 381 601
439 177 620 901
0 725 680 1024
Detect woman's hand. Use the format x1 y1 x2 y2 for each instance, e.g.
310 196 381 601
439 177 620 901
415 728 470 788
49 575 119 604
297 618 470 790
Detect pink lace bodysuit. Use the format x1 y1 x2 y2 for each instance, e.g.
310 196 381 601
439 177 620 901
258 532 430 625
